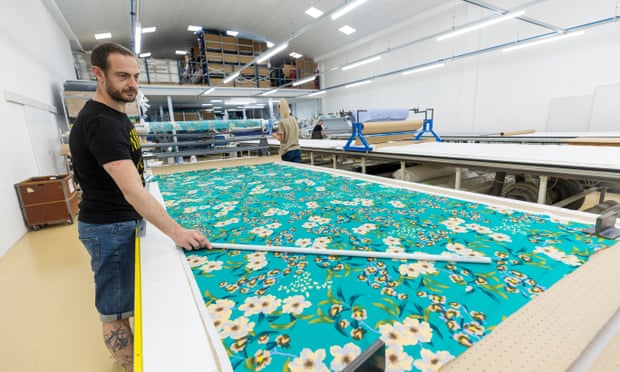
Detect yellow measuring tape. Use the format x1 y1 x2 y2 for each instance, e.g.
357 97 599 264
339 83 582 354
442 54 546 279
134 231 143 372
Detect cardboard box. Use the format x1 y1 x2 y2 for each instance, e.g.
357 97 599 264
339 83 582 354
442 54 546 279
239 55 254 64
223 53 238 63
205 34 221 42
206 52 223 62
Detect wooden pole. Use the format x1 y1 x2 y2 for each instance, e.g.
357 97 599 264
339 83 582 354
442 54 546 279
210 242 492 264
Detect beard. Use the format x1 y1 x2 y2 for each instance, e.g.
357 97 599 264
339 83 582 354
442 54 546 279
104 78 137 103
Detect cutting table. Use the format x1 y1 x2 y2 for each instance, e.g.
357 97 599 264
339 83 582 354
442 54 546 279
135 157 620 372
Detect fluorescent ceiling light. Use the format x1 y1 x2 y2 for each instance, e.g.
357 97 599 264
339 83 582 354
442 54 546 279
339 25 356 35
139 52 151 58
437 10 525 41
201 88 216 95
502 30 585 52
226 30 239 37
308 90 326 97
305 7 324 18
210 99 223 103
201 103 213 106
289 52 303 59
134 23 141 54
223 71 240 83
261 89 278 96
402 62 445 75
266 41 274 48
175 50 188 55
257 43 288 63
95 32 111 40
331 0 368 20
292 75 316 87
342 55 381 71
141 27 156 33
345 80 372 88
225 98 255 105
187 25 202 32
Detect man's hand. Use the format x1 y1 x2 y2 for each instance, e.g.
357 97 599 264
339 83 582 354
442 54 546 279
172 228 211 250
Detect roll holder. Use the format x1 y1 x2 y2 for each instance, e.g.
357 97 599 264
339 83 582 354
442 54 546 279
343 107 442 152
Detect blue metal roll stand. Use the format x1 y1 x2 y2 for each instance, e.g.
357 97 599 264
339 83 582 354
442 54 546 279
412 108 442 142
343 107 442 152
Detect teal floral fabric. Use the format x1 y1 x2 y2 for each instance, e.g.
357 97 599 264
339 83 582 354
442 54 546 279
147 119 263 133
154 162 615 372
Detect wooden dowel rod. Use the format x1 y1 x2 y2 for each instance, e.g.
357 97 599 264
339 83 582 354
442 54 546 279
210 242 492 264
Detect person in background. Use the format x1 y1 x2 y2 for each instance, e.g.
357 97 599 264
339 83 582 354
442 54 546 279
311 119 327 139
272 98 301 162
69 42 210 372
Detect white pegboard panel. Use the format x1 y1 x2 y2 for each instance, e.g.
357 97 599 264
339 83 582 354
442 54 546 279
442 244 620 371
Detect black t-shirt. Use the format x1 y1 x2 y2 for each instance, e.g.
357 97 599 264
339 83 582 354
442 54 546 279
311 124 323 139
69 100 144 223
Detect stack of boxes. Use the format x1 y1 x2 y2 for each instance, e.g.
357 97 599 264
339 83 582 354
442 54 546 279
188 31 316 89
295 57 317 89
200 33 270 88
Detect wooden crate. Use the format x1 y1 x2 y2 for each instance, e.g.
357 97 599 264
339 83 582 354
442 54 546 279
15 174 79 230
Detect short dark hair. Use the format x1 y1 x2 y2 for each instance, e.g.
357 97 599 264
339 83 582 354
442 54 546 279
91 42 135 71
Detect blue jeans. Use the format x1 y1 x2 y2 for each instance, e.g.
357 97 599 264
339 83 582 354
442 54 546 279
282 149 301 163
78 220 140 322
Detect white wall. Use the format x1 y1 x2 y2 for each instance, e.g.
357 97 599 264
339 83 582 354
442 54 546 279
0 1 75 258
318 0 620 134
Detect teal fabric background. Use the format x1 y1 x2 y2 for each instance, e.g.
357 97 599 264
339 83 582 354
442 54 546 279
155 162 614 371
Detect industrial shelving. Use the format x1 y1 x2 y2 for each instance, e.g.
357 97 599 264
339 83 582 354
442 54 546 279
182 30 316 89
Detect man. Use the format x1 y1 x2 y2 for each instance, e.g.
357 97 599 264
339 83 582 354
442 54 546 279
69 42 210 371
272 98 301 162
311 119 326 139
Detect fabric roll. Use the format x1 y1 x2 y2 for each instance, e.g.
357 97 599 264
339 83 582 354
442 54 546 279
361 119 423 134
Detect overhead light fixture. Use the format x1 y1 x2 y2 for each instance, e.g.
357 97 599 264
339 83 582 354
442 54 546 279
402 62 445 75
305 7 324 18
134 23 141 54
292 75 316 87
257 42 288 63
308 90 326 97
201 103 213 106
345 80 372 88
175 50 188 55
502 30 585 52
139 52 151 58
225 98 255 105
342 55 381 71
141 27 156 34
223 71 240 83
331 0 368 20
187 25 202 32
289 52 303 59
437 10 525 41
95 32 112 40
201 88 216 95
266 41 275 48
226 30 239 37
261 89 278 96
210 99 223 103
339 25 356 35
